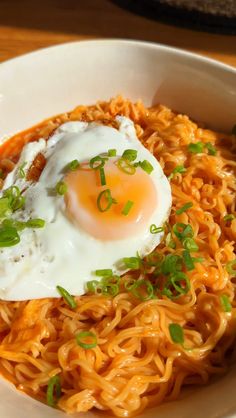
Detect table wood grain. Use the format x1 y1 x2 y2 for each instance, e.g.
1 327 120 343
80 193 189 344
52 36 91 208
0 0 235 67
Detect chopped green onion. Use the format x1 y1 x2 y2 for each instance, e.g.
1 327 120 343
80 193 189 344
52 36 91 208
108 149 117 157
169 323 184 344
0 226 20 247
76 331 97 349
101 282 119 296
86 280 99 293
117 158 136 175
128 279 154 301
182 250 194 271
2 219 26 231
123 256 141 270
145 251 164 268
122 200 134 216
220 294 232 312
97 189 116 212
0 169 3 179
95 269 113 277
56 181 67 195
99 167 106 186
139 160 154 175
66 159 80 171
176 202 193 215
0 198 12 218
150 224 164 234
56 285 77 309
18 162 27 178
231 124 236 135
3 186 25 211
26 218 45 228
46 375 61 407
182 237 199 252
12 195 25 211
166 232 176 249
161 254 182 275
98 275 120 296
122 149 137 162
205 142 216 156
90 155 107 170
188 142 204 154
168 165 186 180
223 214 235 222
173 223 194 241
163 272 190 299
226 260 236 276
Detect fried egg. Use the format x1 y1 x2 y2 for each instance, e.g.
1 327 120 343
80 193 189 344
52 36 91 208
0 117 172 300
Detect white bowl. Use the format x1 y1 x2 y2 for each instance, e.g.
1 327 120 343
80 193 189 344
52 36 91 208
0 39 236 418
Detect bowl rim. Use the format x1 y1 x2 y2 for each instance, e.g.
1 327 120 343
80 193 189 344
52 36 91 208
1 38 236 74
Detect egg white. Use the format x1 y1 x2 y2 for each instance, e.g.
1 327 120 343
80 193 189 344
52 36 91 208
0 117 172 300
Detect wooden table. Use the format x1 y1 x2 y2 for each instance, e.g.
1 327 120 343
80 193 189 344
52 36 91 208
0 0 235 67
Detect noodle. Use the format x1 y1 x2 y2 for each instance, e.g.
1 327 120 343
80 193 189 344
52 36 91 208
0 96 235 417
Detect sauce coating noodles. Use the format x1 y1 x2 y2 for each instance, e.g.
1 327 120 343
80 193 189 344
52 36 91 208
0 97 235 417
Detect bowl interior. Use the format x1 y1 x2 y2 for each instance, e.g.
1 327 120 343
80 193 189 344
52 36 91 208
0 40 236 140
0 40 236 418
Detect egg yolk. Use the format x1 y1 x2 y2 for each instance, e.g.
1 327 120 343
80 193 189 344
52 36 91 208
64 159 157 240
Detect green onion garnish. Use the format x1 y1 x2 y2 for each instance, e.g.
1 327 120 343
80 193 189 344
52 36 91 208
0 198 12 218
139 160 154 175
166 232 176 249
161 254 182 275
99 167 106 186
89 275 120 297
18 162 27 178
97 189 117 212
176 202 193 215
46 375 61 407
2 219 26 231
226 260 236 276
150 224 164 234
231 124 236 135
76 331 97 349
173 223 194 241
56 285 77 309
122 200 134 216
188 142 204 154
90 155 107 170
0 226 20 247
122 149 138 162
220 294 232 312
182 250 194 271
86 280 99 293
128 279 154 301
223 214 235 222
3 186 25 211
108 149 117 157
95 269 113 277
205 142 216 156
123 256 141 270
0 169 3 179
117 158 136 175
182 237 199 252
168 165 186 180
56 181 67 195
163 272 190 299
66 159 80 171
169 323 184 344
26 218 45 229
100 281 120 297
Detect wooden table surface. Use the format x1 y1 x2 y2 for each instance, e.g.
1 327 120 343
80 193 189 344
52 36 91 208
0 0 235 67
